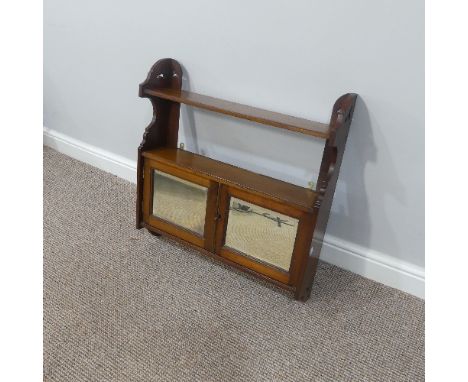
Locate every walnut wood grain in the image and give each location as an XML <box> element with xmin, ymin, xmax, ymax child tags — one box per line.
<box><xmin>137</xmin><ymin>58</ymin><xmax>358</xmax><ymax>301</ymax></box>
<box><xmin>136</xmin><ymin>58</ymin><xmax>182</xmax><ymax>229</ymax></box>
<box><xmin>142</xmin><ymin>148</ymin><xmax>318</xmax><ymax>212</ymax></box>
<box><xmin>294</xmin><ymin>93</ymin><xmax>358</xmax><ymax>301</ymax></box>
<box><xmin>142</xmin><ymin>88</ymin><xmax>330</xmax><ymax>139</ymax></box>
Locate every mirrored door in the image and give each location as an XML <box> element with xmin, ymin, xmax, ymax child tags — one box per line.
<box><xmin>225</xmin><ymin>197</ymin><xmax>298</xmax><ymax>271</ymax></box>
<box><xmin>143</xmin><ymin>159</ymin><xmax>218</xmax><ymax>250</ymax></box>
<box><xmin>215</xmin><ymin>186</ymin><xmax>306</xmax><ymax>284</ymax></box>
<box><xmin>152</xmin><ymin>170</ymin><xmax>208</xmax><ymax>235</ymax></box>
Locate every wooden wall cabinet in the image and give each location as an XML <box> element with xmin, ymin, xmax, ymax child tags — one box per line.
<box><xmin>136</xmin><ymin>58</ymin><xmax>357</xmax><ymax>301</ymax></box>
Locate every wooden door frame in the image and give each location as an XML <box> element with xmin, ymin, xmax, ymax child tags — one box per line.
<box><xmin>214</xmin><ymin>185</ymin><xmax>312</xmax><ymax>286</ymax></box>
<box><xmin>142</xmin><ymin>158</ymin><xmax>219</xmax><ymax>252</ymax></box>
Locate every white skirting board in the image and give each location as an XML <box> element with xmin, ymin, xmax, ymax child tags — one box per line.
<box><xmin>43</xmin><ymin>127</ymin><xmax>137</xmax><ymax>183</ymax></box>
<box><xmin>43</xmin><ymin>127</ymin><xmax>425</xmax><ymax>299</ymax></box>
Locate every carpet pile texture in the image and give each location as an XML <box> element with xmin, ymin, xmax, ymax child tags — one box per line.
<box><xmin>44</xmin><ymin>147</ymin><xmax>424</xmax><ymax>381</ymax></box>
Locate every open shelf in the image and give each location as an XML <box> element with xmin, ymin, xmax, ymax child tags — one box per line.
<box><xmin>142</xmin><ymin>148</ymin><xmax>318</xmax><ymax>212</ymax></box>
<box><xmin>142</xmin><ymin>88</ymin><xmax>330</xmax><ymax>139</ymax></box>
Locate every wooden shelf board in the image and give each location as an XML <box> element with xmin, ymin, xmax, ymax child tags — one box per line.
<box><xmin>142</xmin><ymin>88</ymin><xmax>330</xmax><ymax>139</ymax></box>
<box><xmin>142</xmin><ymin>148</ymin><xmax>317</xmax><ymax>212</ymax></box>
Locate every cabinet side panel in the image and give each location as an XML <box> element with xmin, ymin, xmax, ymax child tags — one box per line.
<box><xmin>295</xmin><ymin>94</ymin><xmax>357</xmax><ymax>301</ymax></box>
<box><xmin>136</xmin><ymin>58</ymin><xmax>182</xmax><ymax>228</ymax></box>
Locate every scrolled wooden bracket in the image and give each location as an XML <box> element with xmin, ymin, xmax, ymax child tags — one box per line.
<box><xmin>136</xmin><ymin>58</ymin><xmax>183</xmax><ymax>229</ymax></box>
<box><xmin>317</xmin><ymin>94</ymin><xmax>357</xmax><ymax>196</ymax></box>
<box><xmin>139</xmin><ymin>58</ymin><xmax>182</xmax><ymax>97</ymax></box>
<box><xmin>138</xmin><ymin>58</ymin><xmax>183</xmax><ymax>151</ymax></box>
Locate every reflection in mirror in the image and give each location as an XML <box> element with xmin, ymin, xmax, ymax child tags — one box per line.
<box><xmin>152</xmin><ymin>170</ymin><xmax>208</xmax><ymax>235</ymax></box>
<box><xmin>225</xmin><ymin>197</ymin><xmax>298</xmax><ymax>271</ymax></box>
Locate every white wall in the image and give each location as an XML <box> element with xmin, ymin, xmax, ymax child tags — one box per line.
<box><xmin>44</xmin><ymin>0</ymin><xmax>425</xmax><ymax>296</ymax></box>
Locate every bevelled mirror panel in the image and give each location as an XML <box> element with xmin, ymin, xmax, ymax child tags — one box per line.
<box><xmin>152</xmin><ymin>170</ymin><xmax>208</xmax><ymax>235</ymax></box>
<box><xmin>225</xmin><ymin>197</ymin><xmax>299</xmax><ymax>271</ymax></box>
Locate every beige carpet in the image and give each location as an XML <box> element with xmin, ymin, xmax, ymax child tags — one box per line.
<box><xmin>43</xmin><ymin>146</ymin><xmax>424</xmax><ymax>382</ymax></box>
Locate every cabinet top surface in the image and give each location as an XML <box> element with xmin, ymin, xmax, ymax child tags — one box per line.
<box><xmin>142</xmin><ymin>88</ymin><xmax>330</xmax><ymax>139</ymax></box>
<box><xmin>142</xmin><ymin>148</ymin><xmax>318</xmax><ymax>212</ymax></box>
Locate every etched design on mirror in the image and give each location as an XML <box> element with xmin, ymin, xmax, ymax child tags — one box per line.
<box><xmin>225</xmin><ymin>198</ymin><xmax>299</xmax><ymax>271</ymax></box>
<box><xmin>152</xmin><ymin>170</ymin><xmax>208</xmax><ymax>235</ymax></box>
